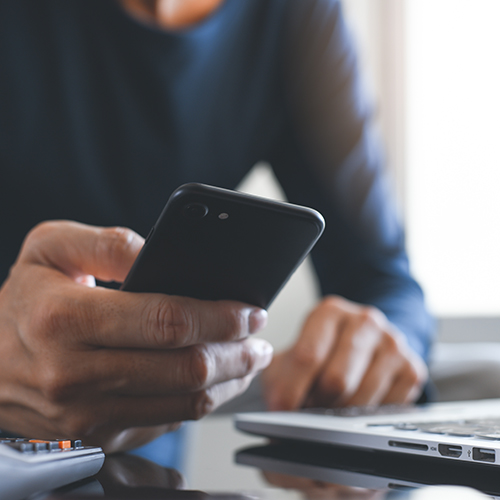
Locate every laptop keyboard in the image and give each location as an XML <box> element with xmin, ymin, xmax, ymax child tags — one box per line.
<box><xmin>302</xmin><ymin>405</ymin><xmax>421</xmax><ymax>417</ymax></box>
<box><xmin>390</xmin><ymin>419</ymin><xmax>500</xmax><ymax>440</ymax></box>
<box><xmin>302</xmin><ymin>407</ymin><xmax>500</xmax><ymax>440</ymax></box>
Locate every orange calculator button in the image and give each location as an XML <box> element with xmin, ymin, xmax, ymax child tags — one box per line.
<box><xmin>58</xmin><ymin>440</ymin><xmax>71</xmax><ymax>449</ymax></box>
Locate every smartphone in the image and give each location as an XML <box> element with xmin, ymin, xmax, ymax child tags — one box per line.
<box><xmin>121</xmin><ymin>183</ymin><xmax>325</xmax><ymax>309</ymax></box>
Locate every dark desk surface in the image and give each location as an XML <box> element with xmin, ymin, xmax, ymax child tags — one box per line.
<box><xmin>43</xmin><ymin>416</ymin><xmax>497</xmax><ymax>500</ymax></box>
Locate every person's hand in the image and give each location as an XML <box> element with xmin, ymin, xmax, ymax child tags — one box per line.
<box><xmin>0</xmin><ymin>221</ymin><xmax>272</xmax><ymax>452</ymax></box>
<box><xmin>262</xmin><ymin>296</ymin><xmax>427</xmax><ymax>410</ymax></box>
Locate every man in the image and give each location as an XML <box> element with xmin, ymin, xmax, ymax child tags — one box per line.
<box><xmin>0</xmin><ymin>0</ymin><xmax>432</xmax><ymax>455</ymax></box>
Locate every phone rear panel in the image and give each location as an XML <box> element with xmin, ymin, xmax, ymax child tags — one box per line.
<box><xmin>122</xmin><ymin>184</ymin><xmax>324</xmax><ymax>309</ymax></box>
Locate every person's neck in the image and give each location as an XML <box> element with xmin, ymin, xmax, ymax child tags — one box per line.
<box><xmin>119</xmin><ymin>0</ymin><xmax>224</xmax><ymax>29</ymax></box>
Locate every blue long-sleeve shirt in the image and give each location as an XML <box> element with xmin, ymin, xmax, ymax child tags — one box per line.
<box><xmin>0</xmin><ymin>0</ymin><xmax>434</xmax><ymax>360</ymax></box>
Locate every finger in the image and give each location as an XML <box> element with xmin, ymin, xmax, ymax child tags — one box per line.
<box><xmin>264</xmin><ymin>301</ymin><xmax>342</xmax><ymax>410</ymax></box>
<box><xmin>30</xmin><ymin>278</ymin><xmax>267</xmax><ymax>349</ymax></box>
<box><xmin>103</xmin><ymin>374</ymin><xmax>258</xmax><ymax>429</ymax></box>
<box><xmin>70</xmin><ymin>338</ymin><xmax>273</xmax><ymax>396</ymax></box>
<box><xmin>380</xmin><ymin>373</ymin><xmax>420</xmax><ymax>405</ymax></box>
<box><xmin>381</xmin><ymin>355</ymin><xmax>428</xmax><ymax>405</ymax></box>
<box><xmin>0</xmin><ymin>374</ymin><xmax>258</xmax><ymax>439</ymax></box>
<box><xmin>313</xmin><ymin>313</ymin><xmax>382</xmax><ymax>406</ymax></box>
<box><xmin>0</xmin><ymin>402</ymin><xmax>65</xmax><ymax>439</ymax></box>
<box><xmin>97</xmin><ymin>424</ymin><xmax>183</xmax><ymax>456</ymax></box>
<box><xmin>20</xmin><ymin>221</ymin><xmax>144</xmax><ymax>283</ymax></box>
<box><xmin>343</xmin><ymin>347</ymin><xmax>403</xmax><ymax>407</ymax></box>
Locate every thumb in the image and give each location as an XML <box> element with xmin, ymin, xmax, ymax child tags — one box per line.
<box><xmin>19</xmin><ymin>220</ymin><xmax>144</xmax><ymax>283</ymax></box>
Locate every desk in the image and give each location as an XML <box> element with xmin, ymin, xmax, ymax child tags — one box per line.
<box><xmin>43</xmin><ymin>416</ymin><xmax>498</xmax><ymax>500</ymax></box>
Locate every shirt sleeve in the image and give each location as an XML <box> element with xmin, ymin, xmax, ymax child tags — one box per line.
<box><xmin>267</xmin><ymin>0</ymin><xmax>434</xmax><ymax>360</ymax></box>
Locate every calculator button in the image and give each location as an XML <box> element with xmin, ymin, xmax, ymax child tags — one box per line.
<box><xmin>29</xmin><ymin>440</ymin><xmax>53</xmax><ymax>451</ymax></box>
<box><xmin>5</xmin><ymin>442</ymin><xmax>34</xmax><ymax>452</ymax></box>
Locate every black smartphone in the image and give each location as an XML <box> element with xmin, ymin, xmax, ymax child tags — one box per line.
<box><xmin>121</xmin><ymin>183</ymin><xmax>325</xmax><ymax>309</ymax></box>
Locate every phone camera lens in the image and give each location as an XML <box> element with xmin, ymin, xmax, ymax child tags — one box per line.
<box><xmin>183</xmin><ymin>203</ymin><xmax>209</xmax><ymax>219</ymax></box>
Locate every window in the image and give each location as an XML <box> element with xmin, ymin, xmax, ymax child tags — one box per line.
<box><xmin>405</xmin><ymin>0</ymin><xmax>500</xmax><ymax>316</ymax></box>
<box><xmin>343</xmin><ymin>0</ymin><xmax>500</xmax><ymax>317</ymax></box>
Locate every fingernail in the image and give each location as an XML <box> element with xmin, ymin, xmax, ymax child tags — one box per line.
<box><xmin>248</xmin><ymin>308</ymin><xmax>268</xmax><ymax>334</ymax></box>
<box><xmin>248</xmin><ymin>338</ymin><xmax>274</xmax><ymax>368</ymax></box>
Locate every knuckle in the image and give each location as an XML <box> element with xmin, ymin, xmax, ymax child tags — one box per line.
<box><xmin>322</xmin><ymin>295</ymin><xmax>346</xmax><ymax>312</ymax></box>
<box><xmin>220</xmin><ymin>307</ymin><xmax>248</xmax><ymax>341</ymax></box>
<box><xmin>32</xmin><ymin>295</ymin><xmax>74</xmax><ymax>342</ymax></box>
<box><xmin>185</xmin><ymin>344</ymin><xmax>213</xmax><ymax>390</ymax></box>
<box><xmin>146</xmin><ymin>298</ymin><xmax>193</xmax><ymax>347</ymax></box>
<box><xmin>20</xmin><ymin>221</ymin><xmax>62</xmax><ymax>260</ymax></box>
<box><xmin>291</xmin><ymin>345</ymin><xmax>321</xmax><ymax>368</ymax></box>
<box><xmin>381</xmin><ymin>332</ymin><xmax>400</xmax><ymax>355</ymax></box>
<box><xmin>411</xmin><ymin>356</ymin><xmax>428</xmax><ymax>384</ymax></box>
<box><xmin>39</xmin><ymin>365</ymin><xmax>75</xmax><ymax>403</ymax></box>
<box><xmin>360</xmin><ymin>306</ymin><xmax>385</xmax><ymax>327</ymax></box>
<box><xmin>190</xmin><ymin>390</ymin><xmax>216</xmax><ymax>420</ymax></box>
<box><xmin>400</xmin><ymin>352</ymin><xmax>427</xmax><ymax>388</ymax></box>
<box><xmin>37</xmin><ymin>401</ymin><xmax>98</xmax><ymax>439</ymax></box>
<box><xmin>405</xmin><ymin>366</ymin><xmax>421</xmax><ymax>387</ymax></box>
<box><xmin>99</xmin><ymin>227</ymin><xmax>137</xmax><ymax>264</ymax></box>
<box><xmin>24</xmin><ymin>221</ymin><xmax>59</xmax><ymax>244</ymax></box>
<box><xmin>399</xmin><ymin>362</ymin><xmax>421</xmax><ymax>390</ymax></box>
<box><xmin>240</xmin><ymin>343</ymin><xmax>257</xmax><ymax>374</ymax></box>
<box><xmin>322</xmin><ymin>372</ymin><xmax>348</xmax><ymax>395</ymax></box>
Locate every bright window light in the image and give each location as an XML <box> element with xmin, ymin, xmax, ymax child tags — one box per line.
<box><xmin>405</xmin><ymin>0</ymin><xmax>500</xmax><ymax>316</ymax></box>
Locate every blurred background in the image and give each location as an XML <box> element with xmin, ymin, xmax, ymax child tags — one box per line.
<box><xmin>184</xmin><ymin>0</ymin><xmax>500</xmax><ymax>488</ymax></box>
<box><xmin>239</xmin><ymin>0</ymin><xmax>500</xmax><ymax>345</ymax></box>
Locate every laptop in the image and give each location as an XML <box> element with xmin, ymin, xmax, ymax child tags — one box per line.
<box><xmin>235</xmin><ymin>398</ymin><xmax>500</xmax><ymax>466</ymax></box>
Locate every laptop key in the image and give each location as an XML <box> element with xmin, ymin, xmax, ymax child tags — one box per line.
<box><xmin>394</xmin><ymin>423</ymin><xmax>419</xmax><ymax>431</ymax></box>
<box><xmin>474</xmin><ymin>431</ymin><xmax>500</xmax><ymax>440</ymax></box>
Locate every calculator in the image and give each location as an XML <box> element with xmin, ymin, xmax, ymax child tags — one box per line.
<box><xmin>0</xmin><ymin>437</ymin><xmax>105</xmax><ymax>500</ymax></box>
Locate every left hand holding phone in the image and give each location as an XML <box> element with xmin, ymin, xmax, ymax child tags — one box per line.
<box><xmin>0</xmin><ymin>221</ymin><xmax>272</xmax><ymax>453</ymax></box>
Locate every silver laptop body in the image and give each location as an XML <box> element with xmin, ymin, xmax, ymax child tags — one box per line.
<box><xmin>235</xmin><ymin>398</ymin><xmax>500</xmax><ymax>465</ymax></box>
<box><xmin>236</xmin><ymin>443</ymin><xmax>500</xmax><ymax>499</ymax></box>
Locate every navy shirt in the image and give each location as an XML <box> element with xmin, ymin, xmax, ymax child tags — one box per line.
<box><xmin>0</xmin><ymin>0</ymin><xmax>433</xmax><ymax>360</ymax></box>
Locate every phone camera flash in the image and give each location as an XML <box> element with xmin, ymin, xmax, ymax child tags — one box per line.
<box><xmin>218</xmin><ymin>213</ymin><xmax>229</xmax><ymax>220</ymax></box>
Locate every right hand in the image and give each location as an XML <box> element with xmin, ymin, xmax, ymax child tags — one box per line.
<box><xmin>0</xmin><ymin>221</ymin><xmax>272</xmax><ymax>452</ymax></box>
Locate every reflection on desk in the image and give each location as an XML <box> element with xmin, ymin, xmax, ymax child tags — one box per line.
<box><xmin>236</xmin><ymin>441</ymin><xmax>499</xmax><ymax>499</ymax></box>
<box><xmin>42</xmin><ymin>440</ymin><xmax>495</xmax><ymax>500</ymax></box>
